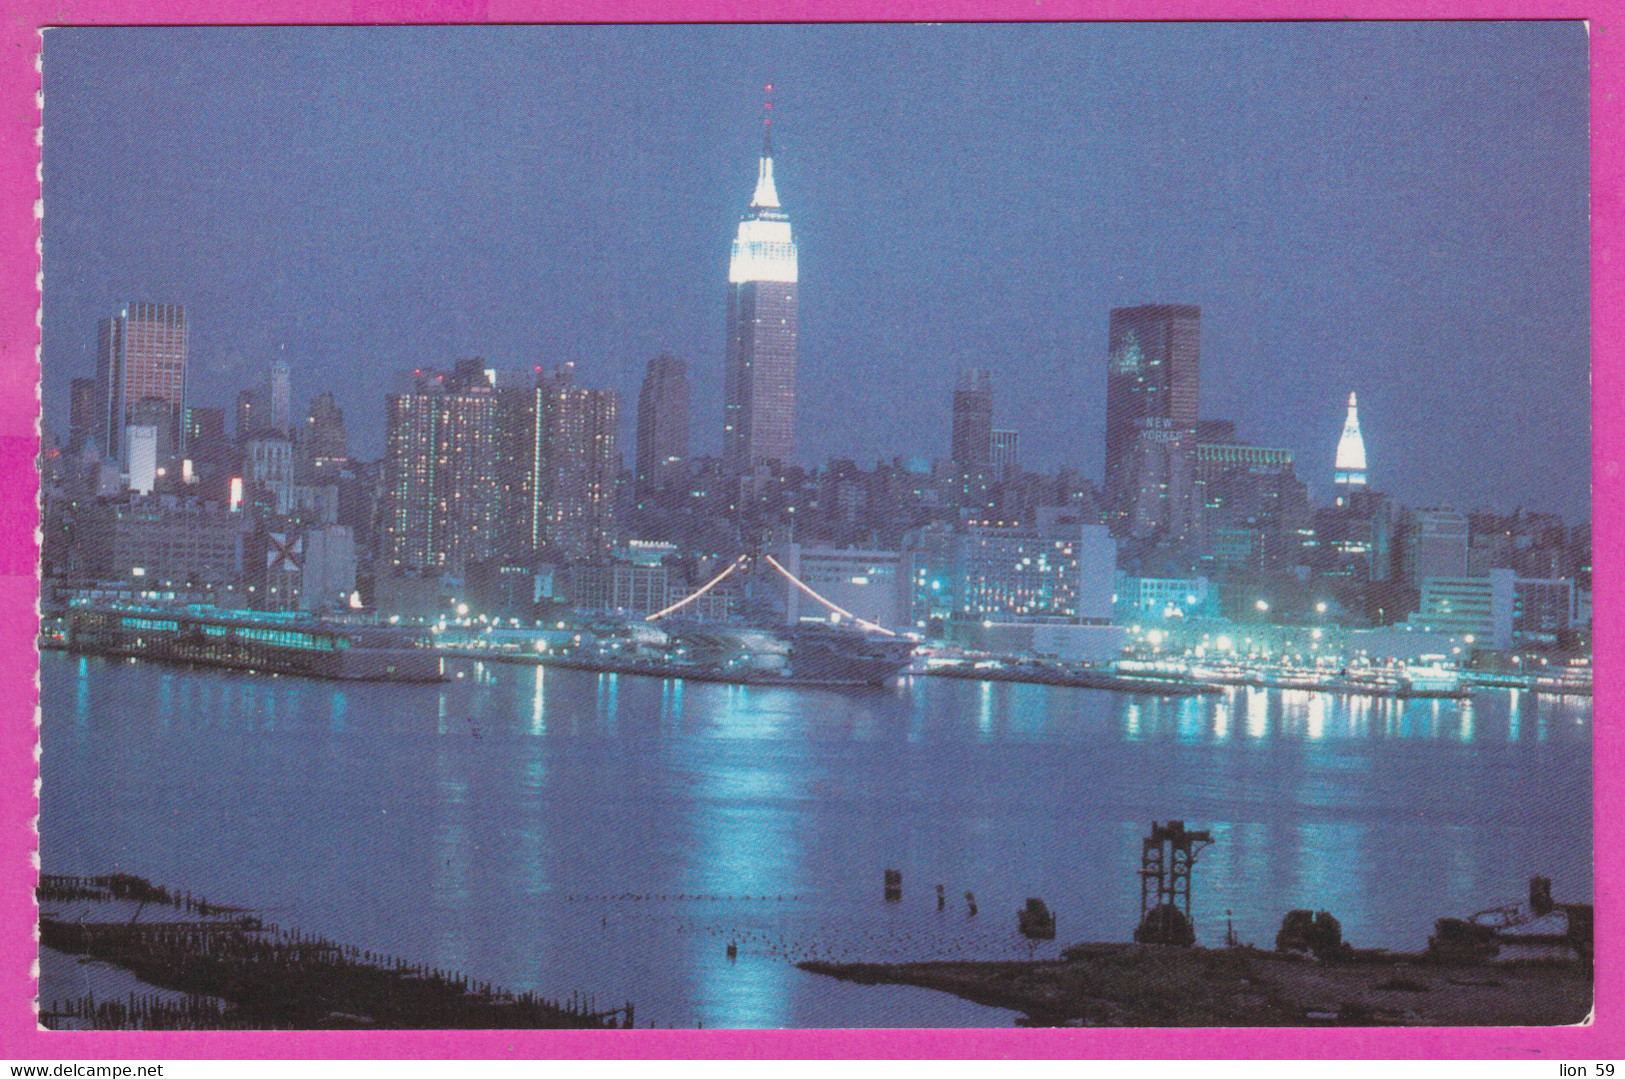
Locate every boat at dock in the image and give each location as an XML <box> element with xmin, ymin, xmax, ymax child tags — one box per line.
<box><xmin>64</xmin><ymin>604</ymin><xmax>444</xmax><ymax>682</ymax></box>
<box><xmin>444</xmin><ymin>618</ymin><xmax>916</xmax><ymax>688</ymax></box>
<box><xmin>914</xmin><ymin>657</ymin><xmax>1224</xmax><ymax>697</ymax></box>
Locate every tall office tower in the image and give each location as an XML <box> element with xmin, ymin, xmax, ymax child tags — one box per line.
<box><xmin>266</xmin><ymin>358</ymin><xmax>292</xmax><ymax>433</ymax></box>
<box><xmin>722</xmin><ymin>116</ymin><xmax>798</xmax><ymax>482</ymax></box>
<box><xmin>1103</xmin><ymin>304</ymin><xmax>1200</xmax><ymax>535</ymax></box>
<box><xmin>533</xmin><ymin>365</ymin><xmax>619</xmax><ymax>563</ymax></box>
<box><xmin>951</xmin><ymin>370</ymin><xmax>994</xmax><ymax>469</ymax></box>
<box><xmin>95</xmin><ymin>303</ymin><xmax>188</xmax><ymax>464</ymax></box>
<box><xmin>301</xmin><ymin>392</ymin><xmax>349</xmax><ymax>479</ymax></box>
<box><xmin>1333</xmin><ymin>391</ymin><xmax>1368</xmax><ymax>502</ymax></box>
<box><xmin>992</xmin><ymin>430</ymin><xmax>1020</xmax><ymax>480</ymax></box>
<box><xmin>68</xmin><ymin>377</ymin><xmax>97</xmax><ymax>455</ymax></box>
<box><xmin>635</xmin><ymin>354</ymin><xmax>691</xmax><ymax>506</ymax></box>
<box><xmin>381</xmin><ymin>368</ymin><xmax>500</xmax><ymax>575</ymax></box>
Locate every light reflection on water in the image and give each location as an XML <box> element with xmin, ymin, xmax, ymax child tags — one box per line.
<box><xmin>39</xmin><ymin>653</ymin><xmax>1591</xmax><ymax>1029</ymax></box>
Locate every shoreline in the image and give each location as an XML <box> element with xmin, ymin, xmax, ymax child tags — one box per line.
<box><xmin>800</xmin><ymin>942</ymin><xmax>1593</xmax><ymax>1027</ymax></box>
<box><xmin>38</xmin><ymin>874</ymin><xmax>631</xmax><ymax>1031</ymax></box>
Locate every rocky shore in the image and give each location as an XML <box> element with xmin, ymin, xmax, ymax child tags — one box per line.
<box><xmin>801</xmin><ymin>942</ymin><xmax>1592</xmax><ymax>1027</ymax></box>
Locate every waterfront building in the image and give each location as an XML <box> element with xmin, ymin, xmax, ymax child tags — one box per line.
<box><xmin>723</xmin><ymin>119</ymin><xmax>798</xmax><ymax>483</ymax></box>
<box><xmin>1104</xmin><ymin>304</ymin><xmax>1200</xmax><ymax>535</ymax></box>
<box><xmin>1115</xmin><ymin>574</ymin><xmax>1216</xmax><ymax>621</ymax></box>
<box><xmin>96</xmin><ymin>303</ymin><xmax>188</xmax><ymax>465</ymax></box>
<box><xmin>774</xmin><ymin>543</ymin><xmax>904</xmax><ymax>629</ymax></box>
<box><xmin>74</xmin><ymin>493</ymin><xmax>242</xmax><ymax>589</ymax></box>
<box><xmin>381</xmin><ymin>366</ymin><xmax>501</xmax><ymax>575</ymax></box>
<box><xmin>1514</xmin><ymin>576</ymin><xmax>1577</xmax><ymax>645</ymax></box>
<box><xmin>568</xmin><ymin>560</ymin><xmax>670</xmax><ymax>617</ymax></box>
<box><xmin>242</xmin><ymin>524</ymin><xmax>356</xmax><ymax>612</ymax></box>
<box><xmin>532</xmin><ymin>366</ymin><xmax>620</xmax><ymax>564</ymax></box>
<box><xmin>1406</xmin><ymin>569</ymin><xmax>1574</xmax><ymax>650</ymax></box>
<box><xmin>1409</xmin><ymin>570</ymin><xmax>1515</xmax><ymax>649</ymax></box>
<box><xmin>635</xmin><ymin>354</ymin><xmax>690</xmax><ymax>507</ymax></box>
<box><xmin>1333</xmin><ymin>391</ymin><xmax>1368</xmax><ymax>500</ymax></box>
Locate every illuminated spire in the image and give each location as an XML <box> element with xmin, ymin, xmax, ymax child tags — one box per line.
<box><xmin>1334</xmin><ymin>391</ymin><xmax>1368</xmax><ymax>488</ymax></box>
<box><xmin>751</xmin><ymin>83</ymin><xmax>780</xmax><ymax>209</ymax></box>
<box><xmin>730</xmin><ymin>84</ymin><xmax>796</xmax><ymax>284</ymax></box>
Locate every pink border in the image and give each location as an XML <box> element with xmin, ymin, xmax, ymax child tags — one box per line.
<box><xmin>3</xmin><ymin>2</ymin><xmax>1618</xmax><ymax>1060</ymax></box>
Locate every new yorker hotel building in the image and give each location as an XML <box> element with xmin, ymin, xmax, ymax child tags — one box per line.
<box><xmin>722</xmin><ymin>127</ymin><xmax>798</xmax><ymax>488</ymax></box>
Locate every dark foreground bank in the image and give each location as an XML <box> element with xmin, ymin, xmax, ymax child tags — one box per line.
<box><xmin>801</xmin><ymin>943</ymin><xmax>1592</xmax><ymax>1026</ymax></box>
<box><xmin>38</xmin><ymin>875</ymin><xmax>631</xmax><ymax>1030</ymax></box>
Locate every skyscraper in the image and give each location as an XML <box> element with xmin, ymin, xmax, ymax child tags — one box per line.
<box><xmin>533</xmin><ymin>365</ymin><xmax>619</xmax><ymax>564</ymax></box>
<box><xmin>951</xmin><ymin>370</ymin><xmax>994</xmax><ymax>470</ymax></box>
<box><xmin>635</xmin><ymin>354</ymin><xmax>690</xmax><ymax>506</ymax></box>
<box><xmin>722</xmin><ymin>117</ymin><xmax>798</xmax><ymax>483</ymax></box>
<box><xmin>381</xmin><ymin>366</ymin><xmax>500</xmax><ymax>575</ymax></box>
<box><xmin>266</xmin><ymin>357</ymin><xmax>292</xmax><ymax>434</ymax></box>
<box><xmin>1333</xmin><ymin>391</ymin><xmax>1368</xmax><ymax>499</ymax></box>
<box><xmin>301</xmin><ymin>392</ymin><xmax>349</xmax><ymax>480</ymax></box>
<box><xmin>1104</xmin><ymin>304</ymin><xmax>1201</xmax><ymax>535</ymax></box>
<box><xmin>95</xmin><ymin>303</ymin><xmax>188</xmax><ymax>465</ymax></box>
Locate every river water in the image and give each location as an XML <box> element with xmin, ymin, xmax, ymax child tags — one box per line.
<box><xmin>38</xmin><ymin>651</ymin><xmax>1592</xmax><ymax>1028</ymax></box>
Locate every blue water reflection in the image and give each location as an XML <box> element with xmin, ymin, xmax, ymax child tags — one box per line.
<box><xmin>39</xmin><ymin>653</ymin><xmax>1591</xmax><ymax>1029</ymax></box>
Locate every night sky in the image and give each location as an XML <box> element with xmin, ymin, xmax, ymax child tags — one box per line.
<box><xmin>41</xmin><ymin>23</ymin><xmax>1590</xmax><ymax>520</ymax></box>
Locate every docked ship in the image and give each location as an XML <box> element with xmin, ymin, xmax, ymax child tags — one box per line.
<box><xmin>474</xmin><ymin>619</ymin><xmax>915</xmax><ymax>688</ymax></box>
<box><xmin>439</xmin><ymin>546</ymin><xmax>918</xmax><ymax>687</ymax></box>
<box><xmin>655</xmin><ymin>619</ymin><xmax>916</xmax><ymax>686</ymax></box>
<box><xmin>65</xmin><ymin>604</ymin><xmax>444</xmax><ymax>682</ymax></box>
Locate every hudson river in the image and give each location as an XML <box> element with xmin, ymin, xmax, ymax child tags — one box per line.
<box><xmin>39</xmin><ymin>651</ymin><xmax>1592</xmax><ymax>1028</ymax></box>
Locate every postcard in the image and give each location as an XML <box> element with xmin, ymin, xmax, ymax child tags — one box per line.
<box><xmin>11</xmin><ymin>15</ymin><xmax>1616</xmax><ymax>1063</ymax></box>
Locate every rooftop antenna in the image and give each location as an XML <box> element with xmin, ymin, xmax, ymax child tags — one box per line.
<box><xmin>763</xmin><ymin>82</ymin><xmax>773</xmax><ymax>156</ymax></box>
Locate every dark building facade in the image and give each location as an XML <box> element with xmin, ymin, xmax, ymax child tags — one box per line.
<box><xmin>722</xmin><ymin>128</ymin><xmax>798</xmax><ymax>483</ymax></box>
<box><xmin>635</xmin><ymin>354</ymin><xmax>690</xmax><ymax>506</ymax></box>
<box><xmin>68</xmin><ymin>377</ymin><xmax>97</xmax><ymax>455</ymax></box>
<box><xmin>951</xmin><ymin>369</ymin><xmax>994</xmax><ymax>470</ymax></box>
<box><xmin>1104</xmin><ymin>304</ymin><xmax>1201</xmax><ymax>535</ymax></box>
<box><xmin>300</xmin><ymin>392</ymin><xmax>350</xmax><ymax>481</ymax></box>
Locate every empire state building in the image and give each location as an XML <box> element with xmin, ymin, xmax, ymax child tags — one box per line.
<box><xmin>722</xmin><ymin>121</ymin><xmax>798</xmax><ymax>482</ymax></box>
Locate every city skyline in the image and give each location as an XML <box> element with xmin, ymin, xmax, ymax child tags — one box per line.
<box><xmin>41</xmin><ymin>24</ymin><xmax>1590</xmax><ymax>520</ymax></box>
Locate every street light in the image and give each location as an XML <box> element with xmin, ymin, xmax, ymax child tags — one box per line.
<box><xmin>1256</xmin><ymin>600</ymin><xmax>1269</xmax><ymax>612</ymax></box>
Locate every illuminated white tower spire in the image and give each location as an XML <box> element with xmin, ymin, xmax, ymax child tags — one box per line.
<box><xmin>723</xmin><ymin>85</ymin><xmax>799</xmax><ymax>482</ymax></box>
<box><xmin>727</xmin><ymin>94</ymin><xmax>797</xmax><ymax>285</ymax></box>
<box><xmin>1334</xmin><ymin>391</ymin><xmax>1368</xmax><ymax>493</ymax></box>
